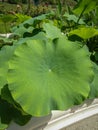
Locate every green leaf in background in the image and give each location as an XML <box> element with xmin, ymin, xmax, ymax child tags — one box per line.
<box><xmin>11</xmin><ymin>14</ymin><xmax>48</xmax><ymax>38</ymax></box>
<box><xmin>1</xmin><ymin>85</ymin><xmax>31</xmax><ymax>126</ymax></box>
<box><xmin>11</xmin><ymin>25</ymin><xmax>34</xmax><ymax>37</ymax></box>
<box><xmin>0</xmin><ymin>14</ymin><xmax>15</xmax><ymax>33</ymax></box>
<box><xmin>63</xmin><ymin>13</ymin><xmax>85</xmax><ymax>24</ymax></box>
<box><xmin>0</xmin><ymin>37</ymin><xmax>14</xmax><ymax>48</ymax></box>
<box><xmin>0</xmin><ymin>14</ymin><xmax>15</xmax><ymax>24</ymax></box>
<box><xmin>73</xmin><ymin>0</ymin><xmax>98</xmax><ymax>15</ymax></box>
<box><xmin>89</xmin><ymin>62</ymin><xmax>98</xmax><ymax>98</ymax></box>
<box><xmin>69</xmin><ymin>27</ymin><xmax>98</xmax><ymax>40</ymax></box>
<box><xmin>0</xmin><ymin>91</ymin><xmax>31</xmax><ymax>127</ymax></box>
<box><xmin>0</xmin><ymin>96</ymin><xmax>12</xmax><ymax>125</ymax></box>
<box><xmin>16</xmin><ymin>32</ymin><xmax>47</xmax><ymax>45</ymax></box>
<box><xmin>15</xmin><ymin>13</ymin><xmax>31</xmax><ymax>25</ymax></box>
<box><xmin>21</xmin><ymin>14</ymin><xmax>47</xmax><ymax>26</ymax></box>
<box><xmin>42</xmin><ymin>22</ymin><xmax>63</xmax><ymax>39</ymax></box>
<box><xmin>7</xmin><ymin>37</ymin><xmax>93</xmax><ymax>116</ymax></box>
<box><xmin>0</xmin><ymin>45</ymin><xmax>17</xmax><ymax>94</ymax></box>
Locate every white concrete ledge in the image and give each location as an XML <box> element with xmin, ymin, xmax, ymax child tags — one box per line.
<box><xmin>7</xmin><ymin>98</ymin><xmax>98</xmax><ymax>130</ymax></box>
<box><xmin>0</xmin><ymin>33</ymin><xmax>12</xmax><ymax>38</ymax></box>
<box><xmin>45</xmin><ymin>99</ymin><xmax>98</xmax><ymax>130</ymax></box>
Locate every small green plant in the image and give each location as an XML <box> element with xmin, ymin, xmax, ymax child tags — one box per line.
<box><xmin>0</xmin><ymin>13</ymin><xmax>31</xmax><ymax>34</ymax></box>
<box><xmin>0</xmin><ymin>14</ymin><xmax>15</xmax><ymax>34</ymax></box>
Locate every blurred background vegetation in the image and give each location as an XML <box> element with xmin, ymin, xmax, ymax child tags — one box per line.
<box><xmin>0</xmin><ymin>0</ymin><xmax>76</xmax><ymax>33</ymax></box>
<box><xmin>0</xmin><ymin>0</ymin><xmax>76</xmax><ymax>15</ymax></box>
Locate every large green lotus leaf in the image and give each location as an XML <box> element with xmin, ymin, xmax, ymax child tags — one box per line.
<box><xmin>7</xmin><ymin>37</ymin><xmax>93</xmax><ymax>116</ymax></box>
<box><xmin>69</xmin><ymin>27</ymin><xmax>98</xmax><ymax>40</ymax></box>
<box><xmin>89</xmin><ymin>62</ymin><xmax>98</xmax><ymax>98</ymax></box>
<box><xmin>0</xmin><ymin>45</ymin><xmax>17</xmax><ymax>94</ymax></box>
<box><xmin>73</xmin><ymin>0</ymin><xmax>98</xmax><ymax>15</ymax></box>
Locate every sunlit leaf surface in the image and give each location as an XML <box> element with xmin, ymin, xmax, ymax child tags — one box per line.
<box><xmin>8</xmin><ymin>37</ymin><xmax>93</xmax><ymax>116</ymax></box>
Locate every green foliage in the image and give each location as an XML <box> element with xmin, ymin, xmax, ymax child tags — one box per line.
<box><xmin>69</xmin><ymin>27</ymin><xmax>98</xmax><ymax>40</ymax></box>
<box><xmin>15</xmin><ymin>14</ymin><xmax>31</xmax><ymax>25</ymax></box>
<box><xmin>0</xmin><ymin>14</ymin><xmax>31</xmax><ymax>34</ymax></box>
<box><xmin>57</xmin><ymin>0</ymin><xmax>62</xmax><ymax>16</ymax></box>
<box><xmin>89</xmin><ymin>63</ymin><xmax>98</xmax><ymax>98</ymax></box>
<box><xmin>0</xmin><ymin>120</ymin><xmax>8</xmax><ymax>130</ymax></box>
<box><xmin>73</xmin><ymin>0</ymin><xmax>98</xmax><ymax>15</ymax></box>
<box><xmin>0</xmin><ymin>14</ymin><xmax>15</xmax><ymax>23</ymax></box>
<box><xmin>63</xmin><ymin>12</ymin><xmax>85</xmax><ymax>24</ymax></box>
<box><xmin>0</xmin><ymin>0</ymin><xmax>98</xmax><ymax>129</ymax></box>
<box><xmin>11</xmin><ymin>14</ymin><xmax>52</xmax><ymax>37</ymax></box>
<box><xmin>0</xmin><ymin>14</ymin><xmax>15</xmax><ymax>33</ymax></box>
<box><xmin>7</xmin><ymin>36</ymin><xmax>93</xmax><ymax>116</ymax></box>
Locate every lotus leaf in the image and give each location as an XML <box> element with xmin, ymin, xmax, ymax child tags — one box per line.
<box><xmin>89</xmin><ymin>63</ymin><xmax>98</xmax><ymax>98</ymax></box>
<box><xmin>0</xmin><ymin>14</ymin><xmax>15</xmax><ymax>23</ymax></box>
<box><xmin>63</xmin><ymin>13</ymin><xmax>85</xmax><ymax>24</ymax></box>
<box><xmin>0</xmin><ymin>45</ymin><xmax>17</xmax><ymax>93</ymax></box>
<box><xmin>43</xmin><ymin>23</ymin><xmax>63</xmax><ymax>39</ymax></box>
<box><xmin>12</xmin><ymin>25</ymin><xmax>34</xmax><ymax>37</ymax></box>
<box><xmin>7</xmin><ymin>37</ymin><xmax>93</xmax><ymax>116</ymax></box>
<box><xmin>11</xmin><ymin>14</ymin><xmax>48</xmax><ymax>37</ymax></box>
<box><xmin>69</xmin><ymin>27</ymin><xmax>98</xmax><ymax>40</ymax></box>
<box><xmin>73</xmin><ymin>0</ymin><xmax>98</xmax><ymax>15</ymax></box>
